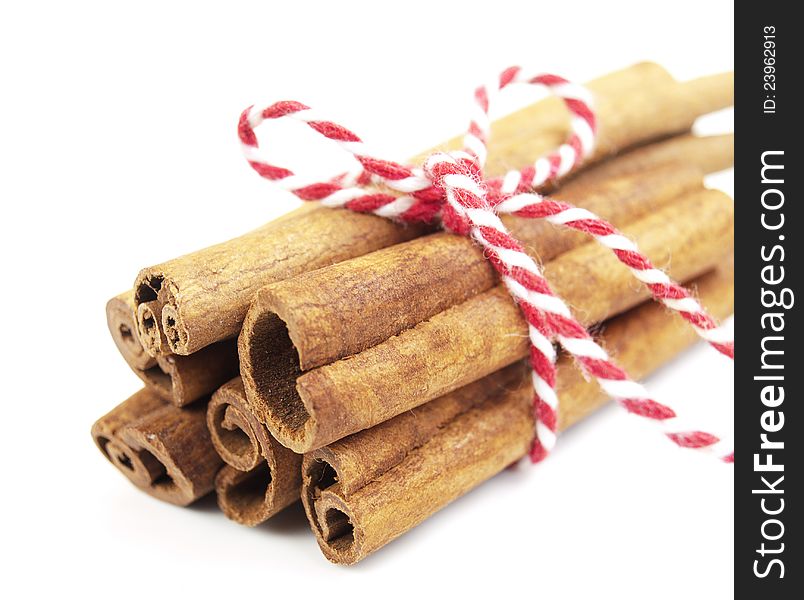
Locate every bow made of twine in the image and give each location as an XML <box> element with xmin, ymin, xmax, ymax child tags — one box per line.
<box><xmin>237</xmin><ymin>66</ymin><xmax>735</xmax><ymax>463</ymax></box>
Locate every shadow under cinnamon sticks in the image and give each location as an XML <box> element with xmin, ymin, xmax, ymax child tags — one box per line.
<box><xmin>301</xmin><ymin>263</ymin><xmax>735</xmax><ymax>564</ymax></box>
<box><xmin>240</xmin><ymin>156</ymin><xmax>734</xmax><ymax>453</ymax></box>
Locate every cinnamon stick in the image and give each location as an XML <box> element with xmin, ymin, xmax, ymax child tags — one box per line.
<box><xmin>136</xmin><ymin>63</ymin><xmax>732</xmax><ymax>357</ymax></box>
<box><xmin>302</xmin><ymin>264</ymin><xmax>735</xmax><ymax>564</ymax></box>
<box><xmin>241</xmin><ymin>186</ymin><xmax>733</xmax><ymax>452</ymax></box>
<box><xmin>107</xmin><ymin>291</ymin><xmax>239</xmax><ymax>406</ymax></box>
<box><xmin>207</xmin><ymin>378</ymin><xmax>302</xmax><ymax>526</ymax></box>
<box><xmin>91</xmin><ymin>390</ymin><xmax>222</xmax><ymax>506</ymax></box>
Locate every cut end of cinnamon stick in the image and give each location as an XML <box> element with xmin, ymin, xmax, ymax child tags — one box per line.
<box><xmin>134</xmin><ymin>267</ymin><xmax>193</xmax><ymax>355</ymax></box>
<box><xmin>118</xmin><ymin>426</ymin><xmax>201</xmax><ymax>506</ymax></box>
<box><xmin>303</xmin><ymin>456</ymin><xmax>361</xmax><ymax>564</ymax></box>
<box><xmin>207</xmin><ymin>378</ymin><xmax>266</xmax><ymax>471</ymax></box>
<box><xmin>93</xmin><ymin>429</ymin><xmax>169</xmax><ymax>490</ymax></box>
<box><xmin>92</xmin><ymin>390</ymin><xmax>164</xmax><ymax>483</ymax></box>
<box><xmin>208</xmin><ymin>377</ymin><xmax>304</xmax><ymax>525</ymax></box>
<box><xmin>134</xmin><ymin>270</ymin><xmax>164</xmax><ymax>306</ymax></box>
<box><xmin>136</xmin><ymin>301</ymin><xmax>168</xmax><ymax>358</ymax></box>
<box><xmin>161</xmin><ymin>302</ymin><xmax>188</xmax><ymax>355</ymax></box>
<box><xmin>238</xmin><ymin>311</ymin><xmax>313</xmax><ymax>452</ymax></box>
<box><xmin>215</xmin><ymin>463</ymin><xmax>279</xmax><ymax>527</ymax></box>
<box><xmin>109</xmin><ymin>293</ymin><xmax>239</xmax><ymax>407</ymax></box>
<box><xmin>91</xmin><ymin>389</ymin><xmax>221</xmax><ymax>506</ymax></box>
<box><xmin>106</xmin><ymin>292</ymin><xmax>157</xmax><ymax>372</ymax></box>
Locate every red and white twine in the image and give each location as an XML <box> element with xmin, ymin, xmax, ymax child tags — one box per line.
<box><xmin>238</xmin><ymin>66</ymin><xmax>734</xmax><ymax>463</ymax></box>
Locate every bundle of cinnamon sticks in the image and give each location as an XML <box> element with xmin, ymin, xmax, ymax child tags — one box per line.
<box><xmin>92</xmin><ymin>62</ymin><xmax>735</xmax><ymax>564</ymax></box>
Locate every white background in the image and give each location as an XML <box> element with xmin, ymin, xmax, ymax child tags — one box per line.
<box><xmin>1</xmin><ymin>1</ymin><xmax>734</xmax><ymax>598</ymax></box>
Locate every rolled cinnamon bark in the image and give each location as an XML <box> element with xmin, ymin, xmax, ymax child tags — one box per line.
<box><xmin>106</xmin><ymin>292</ymin><xmax>157</xmax><ymax>372</ymax></box>
<box><xmin>91</xmin><ymin>391</ymin><xmax>222</xmax><ymax>506</ymax></box>
<box><xmin>302</xmin><ymin>264</ymin><xmax>735</xmax><ymax>564</ymax></box>
<box><xmin>136</xmin><ymin>301</ymin><xmax>170</xmax><ymax>357</ymax></box>
<box><xmin>207</xmin><ymin>378</ymin><xmax>302</xmax><ymax>526</ymax></box>
<box><xmin>137</xmin><ymin>63</ymin><xmax>732</xmax><ymax>357</ymax></box>
<box><xmin>107</xmin><ymin>292</ymin><xmax>239</xmax><ymax>407</ymax></box>
<box><xmin>242</xmin><ymin>186</ymin><xmax>733</xmax><ymax>452</ymax></box>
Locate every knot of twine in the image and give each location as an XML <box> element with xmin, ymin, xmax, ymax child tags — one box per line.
<box><xmin>238</xmin><ymin>67</ymin><xmax>735</xmax><ymax>463</ymax></box>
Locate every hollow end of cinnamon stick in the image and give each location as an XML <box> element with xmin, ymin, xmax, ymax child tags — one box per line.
<box><xmin>106</xmin><ymin>292</ymin><xmax>157</xmax><ymax>372</ymax></box>
<box><xmin>119</xmin><ymin>422</ymin><xmax>209</xmax><ymax>506</ymax></box>
<box><xmin>92</xmin><ymin>390</ymin><xmax>221</xmax><ymax>506</ymax></box>
<box><xmin>238</xmin><ymin>310</ymin><xmax>312</xmax><ymax>451</ymax></box>
<box><xmin>215</xmin><ymin>462</ymin><xmax>294</xmax><ymax>527</ymax></box>
<box><xmin>215</xmin><ymin>463</ymin><xmax>275</xmax><ymax>525</ymax></box>
<box><xmin>161</xmin><ymin>302</ymin><xmax>187</xmax><ymax>355</ymax></box>
<box><xmin>305</xmin><ymin>471</ymin><xmax>359</xmax><ymax>562</ymax></box>
<box><xmin>92</xmin><ymin>407</ymin><xmax>177</xmax><ymax>500</ymax></box>
<box><xmin>93</xmin><ymin>430</ymin><xmax>169</xmax><ymax>490</ymax></box>
<box><xmin>207</xmin><ymin>378</ymin><xmax>303</xmax><ymax>525</ymax></box>
<box><xmin>136</xmin><ymin>300</ymin><xmax>168</xmax><ymax>358</ymax></box>
<box><xmin>207</xmin><ymin>378</ymin><xmax>267</xmax><ymax>471</ymax></box>
<box><xmin>108</xmin><ymin>293</ymin><xmax>238</xmax><ymax>406</ymax></box>
<box><xmin>134</xmin><ymin>268</ymin><xmax>191</xmax><ymax>355</ymax></box>
<box><xmin>134</xmin><ymin>270</ymin><xmax>164</xmax><ymax>306</ymax></box>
